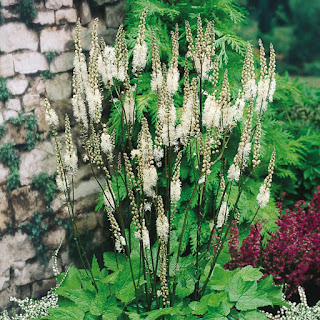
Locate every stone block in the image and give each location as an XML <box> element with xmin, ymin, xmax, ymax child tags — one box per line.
<box><xmin>11</xmin><ymin>186</ymin><xmax>45</xmax><ymax>226</ymax></box>
<box><xmin>14</xmin><ymin>260</ymin><xmax>55</xmax><ymax>286</ymax></box>
<box><xmin>22</xmin><ymin>93</ymin><xmax>40</xmax><ymax>111</ymax></box>
<box><xmin>0</xmin><ymin>0</ymin><xmax>18</xmax><ymax>7</ymax></box>
<box><xmin>1</xmin><ymin>8</ymin><xmax>19</xmax><ymax>19</ymax></box>
<box><xmin>74</xmin><ymin>177</ymin><xmax>102</xmax><ymax>201</ymax></box>
<box><xmin>0</xmin><ymin>163</ymin><xmax>9</xmax><ymax>185</ymax></box>
<box><xmin>2</xmin><ymin>122</ymin><xmax>27</xmax><ymax>145</ymax></box>
<box><xmin>45</xmin><ymin>0</ymin><xmax>73</xmax><ymax>10</ymax></box>
<box><xmin>45</xmin><ymin>73</ymin><xmax>72</xmax><ymax>101</ymax></box>
<box><xmin>33</xmin><ymin>10</ymin><xmax>55</xmax><ymax>25</ymax></box>
<box><xmin>7</xmin><ymin>77</ymin><xmax>29</xmax><ymax>95</ymax></box>
<box><xmin>0</xmin><ymin>23</ymin><xmax>38</xmax><ymax>53</ymax></box>
<box><xmin>40</xmin><ymin>26</ymin><xmax>73</xmax><ymax>52</ymax></box>
<box><xmin>0</xmin><ymin>54</ymin><xmax>14</xmax><ymax>78</ymax></box>
<box><xmin>0</xmin><ymin>187</ymin><xmax>10</xmax><ymax>233</ymax></box>
<box><xmin>80</xmin><ymin>0</ymin><xmax>91</xmax><ymax>25</ymax></box>
<box><xmin>0</xmin><ymin>231</ymin><xmax>36</xmax><ymax>291</ymax></box>
<box><xmin>43</xmin><ymin>227</ymin><xmax>66</xmax><ymax>249</ymax></box>
<box><xmin>50</xmin><ymin>51</ymin><xmax>74</xmax><ymax>73</ymax></box>
<box><xmin>14</xmin><ymin>52</ymin><xmax>48</xmax><ymax>74</ymax></box>
<box><xmin>19</xmin><ymin>141</ymin><xmax>56</xmax><ymax>186</ymax></box>
<box><xmin>32</xmin><ymin>278</ymin><xmax>57</xmax><ymax>299</ymax></box>
<box><xmin>28</xmin><ymin>76</ymin><xmax>46</xmax><ymax>95</ymax></box>
<box><xmin>105</xmin><ymin>1</ymin><xmax>125</xmax><ymax>29</ymax></box>
<box><xmin>34</xmin><ymin>105</ymin><xmax>48</xmax><ymax>132</ymax></box>
<box><xmin>56</xmin><ymin>8</ymin><xmax>77</xmax><ymax>24</ymax></box>
<box><xmin>5</xmin><ymin>98</ymin><xmax>21</xmax><ymax>111</ymax></box>
<box><xmin>76</xmin><ymin>212</ymin><xmax>98</xmax><ymax>233</ymax></box>
<box><xmin>3</xmin><ymin>109</ymin><xmax>18</xmax><ymax>120</ymax></box>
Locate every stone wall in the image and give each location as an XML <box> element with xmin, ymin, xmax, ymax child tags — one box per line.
<box><xmin>0</xmin><ymin>0</ymin><xmax>125</xmax><ymax>310</ymax></box>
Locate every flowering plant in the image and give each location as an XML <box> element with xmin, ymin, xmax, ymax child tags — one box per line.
<box><xmin>225</xmin><ymin>188</ymin><xmax>320</xmax><ymax>297</ymax></box>
<box><xmin>43</xmin><ymin>9</ymin><xmax>284</xmax><ymax>319</ymax></box>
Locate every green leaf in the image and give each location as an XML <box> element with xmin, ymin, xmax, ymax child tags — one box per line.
<box><xmin>226</xmin><ymin>277</ymin><xmax>272</xmax><ymax>311</ymax></box>
<box><xmin>176</xmin><ymin>269</ymin><xmax>195</xmax><ymax>298</ymax></box>
<box><xmin>208</xmin><ymin>265</ymin><xmax>236</xmax><ymax>290</ymax></box>
<box><xmin>258</xmin><ymin>275</ymin><xmax>288</xmax><ymax>307</ymax></box>
<box><xmin>84</xmin><ymin>314</ymin><xmax>99</xmax><ymax>320</ymax></box>
<box><xmin>60</xmin><ymin>289</ymin><xmax>95</xmax><ymax>312</ymax></box>
<box><xmin>91</xmin><ymin>294</ymin><xmax>122</xmax><ymax>318</ymax></box>
<box><xmin>103</xmin><ymin>252</ymin><xmax>127</xmax><ymax>271</ymax></box>
<box><xmin>238</xmin><ymin>310</ymin><xmax>268</xmax><ymax>319</ymax></box>
<box><xmin>47</xmin><ymin>307</ymin><xmax>85</xmax><ymax>320</ymax></box>
<box><xmin>102</xmin><ymin>270</ymin><xmax>120</xmax><ymax>284</ymax></box>
<box><xmin>92</xmin><ymin>255</ymin><xmax>101</xmax><ymax>278</ymax></box>
<box><xmin>236</xmin><ymin>265</ymin><xmax>263</xmax><ymax>282</ymax></box>
<box><xmin>144</xmin><ymin>307</ymin><xmax>181</xmax><ymax>319</ymax></box>
<box><xmin>126</xmin><ymin>312</ymin><xmax>142</xmax><ymax>320</ymax></box>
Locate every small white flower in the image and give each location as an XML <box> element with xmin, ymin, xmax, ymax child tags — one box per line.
<box><xmin>216</xmin><ymin>201</ymin><xmax>229</xmax><ymax>228</ymax></box>
<box><xmin>256</xmin><ymin>184</ymin><xmax>270</xmax><ymax>208</ymax></box>
<box><xmin>45</xmin><ymin>109</ymin><xmax>59</xmax><ymax>127</ymax></box>
<box><xmin>156</xmin><ymin>214</ymin><xmax>169</xmax><ymax>243</ymax></box>
<box><xmin>143</xmin><ymin>166</ymin><xmax>158</xmax><ymax>197</ymax></box>
<box><xmin>144</xmin><ymin>202</ymin><xmax>152</xmax><ymax>212</ymax></box>
<box><xmin>244</xmin><ymin>78</ymin><xmax>257</xmax><ymax>101</ymax></box>
<box><xmin>167</xmin><ymin>67</ymin><xmax>179</xmax><ymax>95</ymax></box>
<box><xmin>142</xmin><ymin>224</ymin><xmax>150</xmax><ymax>249</ymax></box>
<box><xmin>151</xmin><ymin>71</ymin><xmax>163</xmax><ymax>92</ymax></box>
<box><xmin>132</xmin><ymin>42</ymin><xmax>148</xmax><ymax>73</ymax></box>
<box><xmin>101</xmin><ymin>132</ymin><xmax>114</xmax><ymax>155</ymax></box>
<box><xmin>198</xmin><ymin>175</ymin><xmax>205</xmax><ymax>185</ymax></box>
<box><xmin>171</xmin><ymin>179</ymin><xmax>181</xmax><ymax>203</ymax></box>
<box><xmin>268</xmin><ymin>78</ymin><xmax>276</xmax><ymax>102</ymax></box>
<box><xmin>104</xmin><ymin>187</ymin><xmax>115</xmax><ymax>211</ymax></box>
<box><xmin>203</xmin><ymin>95</ymin><xmax>221</xmax><ymax>128</ymax></box>
<box><xmin>227</xmin><ymin>164</ymin><xmax>240</xmax><ymax>182</ymax></box>
<box><xmin>64</xmin><ymin>150</ymin><xmax>78</xmax><ymax>174</ymax></box>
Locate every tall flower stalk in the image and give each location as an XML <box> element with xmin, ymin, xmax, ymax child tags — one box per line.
<box><xmin>45</xmin><ymin>12</ymin><xmax>277</xmax><ymax>310</ymax></box>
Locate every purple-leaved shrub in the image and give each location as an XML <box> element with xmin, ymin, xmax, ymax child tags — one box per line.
<box><xmin>225</xmin><ymin>187</ymin><xmax>320</xmax><ymax>296</ymax></box>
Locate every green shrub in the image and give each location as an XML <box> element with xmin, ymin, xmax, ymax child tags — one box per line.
<box><xmin>32</xmin><ymin>172</ymin><xmax>57</xmax><ymax>211</ymax></box>
<box><xmin>0</xmin><ymin>122</ymin><xmax>6</xmax><ymax>139</ymax></box>
<box><xmin>45</xmin><ymin>51</ymin><xmax>60</xmax><ymax>63</ymax></box>
<box><xmin>40</xmin><ymin>70</ymin><xmax>54</xmax><ymax>80</ymax></box>
<box><xmin>20</xmin><ymin>212</ymin><xmax>50</xmax><ymax>265</ymax></box>
<box><xmin>0</xmin><ymin>142</ymin><xmax>20</xmax><ymax>192</ymax></box>
<box><xmin>0</xmin><ymin>78</ymin><xmax>12</xmax><ymax>102</ymax></box>
<box><xmin>18</xmin><ymin>0</ymin><xmax>37</xmax><ymax>25</ymax></box>
<box><xmin>9</xmin><ymin>112</ymin><xmax>38</xmax><ymax>150</ymax></box>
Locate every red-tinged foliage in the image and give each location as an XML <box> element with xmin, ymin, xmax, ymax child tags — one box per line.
<box><xmin>225</xmin><ymin>187</ymin><xmax>320</xmax><ymax>296</ymax></box>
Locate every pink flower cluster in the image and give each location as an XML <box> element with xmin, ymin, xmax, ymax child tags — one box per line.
<box><xmin>225</xmin><ymin>187</ymin><xmax>320</xmax><ymax>296</ymax></box>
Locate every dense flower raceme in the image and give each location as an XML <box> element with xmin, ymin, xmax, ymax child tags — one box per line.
<box><xmin>225</xmin><ymin>187</ymin><xmax>320</xmax><ymax>296</ymax></box>
<box><xmin>43</xmin><ymin>12</ymin><xmax>279</xmax><ymax>308</ymax></box>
